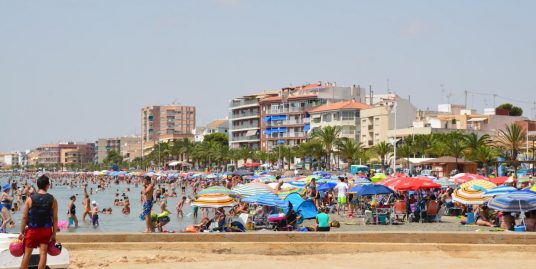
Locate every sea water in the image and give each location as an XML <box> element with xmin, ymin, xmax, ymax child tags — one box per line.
<box><xmin>3</xmin><ymin>179</ymin><xmax>199</xmax><ymax>233</ymax></box>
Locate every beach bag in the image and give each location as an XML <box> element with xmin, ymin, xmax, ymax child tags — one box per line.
<box><xmin>330</xmin><ymin>220</ymin><xmax>341</xmax><ymax>228</ymax></box>
<box><xmin>9</xmin><ymin>240</ymin><xmax>24</xmax><ymax>257</ymax></box>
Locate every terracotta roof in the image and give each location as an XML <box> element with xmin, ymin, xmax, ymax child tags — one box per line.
<box><xmin>309</xmin><ymin>100</ymin><xmax>370</xmax><ymax>113</ymax></box>
<box><xmin>420</xmin><ymin>156</ymin><xmax>475</xmax><ymax>165</ymax></box>
<box><xmin>206</xmin><ymin>119</ymin><xmax>228</xmax><ymax>129</ymax></box>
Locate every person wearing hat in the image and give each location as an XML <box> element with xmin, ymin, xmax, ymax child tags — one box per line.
<box><xmin>1</xmin><ymin>183</ymin><xmax>14</xmax><ymax>233</ymax></box>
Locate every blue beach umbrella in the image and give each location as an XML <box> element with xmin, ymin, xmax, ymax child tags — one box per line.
<box><xmin>483</xmin><ymin>186</ymin><xmax>518</xmax><ymax>197</ymax></box>
<box><xmin>317</xmin><ymin>182</ymin><xmax>337</xmax><ymax>192</ymax></box>
<box><xmin>349</xmin><ymin>184</ymin><xmax>394</xmax><ymax>196</ymax></box>
<box><xmin>488</xmin><ymin>192</ymin><xmax>536</xmax><ymax>212</ymax></box>
<box><xmin>242</xmin><ymin>193</ymin><xmax>288</xmax><ymax>209</ymax></box>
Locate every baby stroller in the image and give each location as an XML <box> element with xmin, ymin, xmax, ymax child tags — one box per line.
<box><xmin>269</xmin><ymin>203</ymin><xmax>300</xmax><ymax>231</ymax></box>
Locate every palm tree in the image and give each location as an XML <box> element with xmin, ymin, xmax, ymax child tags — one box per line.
<box><xmin>238</xmin><ymin>146</ymin><xmax>252</xmax><ymax>165</ymax></box>
<box><xmin>309</xmin><ymin>140</ymin><xmax>326</xmax><ymax>170</ymax></box>
<box><xmin>397</xmin><ymin>142</ymin><xmax>413</xmax><ymax>173</ymax></box>
<box><xmin>464</xmin><ymin>133</ymin><xmax>491</xmax><ymax>161</ymax></box>
<box><xmin>312</xmin><ymin>126</ymin><xmax>342</xmax><ymax>170</ymax></box>
<box><xmin>497</xmin><ymin>123</ymin><xmax>526</xmax><ymax>176</ymax></box>
<box><xmin>373</xmin><ymin>141</ymin><xmax>393</xmax><ymax>173</ymax></box>
<box><xmin>337</xmin><ymin>138</ymin><xmax>362</xmax><ymax>170</ymax></box>
<box><xmin>473</xmin><ymin>145</ymin><xmax>499</xmax><ymax>176</ymax></box>
<box><xmin>441</xmin><ymin>132</ymin><xmax>467</xmax><ymax>172</ymax></box>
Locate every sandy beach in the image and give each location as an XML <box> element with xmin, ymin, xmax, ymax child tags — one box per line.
<box><xmin>69</xmin><ymin>248</ymin><xmax>534</xmax><ymax>269</ymax></box>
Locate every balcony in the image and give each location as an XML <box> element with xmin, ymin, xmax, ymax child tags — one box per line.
<box><xmin>231</xmin><ymin>111</ymin><xmax>260</xmax><ymax>120</ymax></box>
<box><xmin>230</xmin><ymin>135</ymin><xmax>261</xmax><ymax>142</ymax></box>
<box><xmin>269</xmin><ymin>106</ymin><xmax>312</xmax><ymax>114</ymax></box>
<box><xmin>266</xmin><ymin>132</ymin><xmax>307</xmax><ymax>139</ymax></box>
<box><xmin>266</xmin><ymin>119</ymin><xmax>309</xmax><ymax>127</ymax></box>
<box><xmin>231</xmin><ymin>123</ymin><xmax>260</xmax><ymax>130</ymax></box>
<box><xmin>231</xmin><ymin>99</ymin><xmax>259</xmax><ymax>108</ymax></box>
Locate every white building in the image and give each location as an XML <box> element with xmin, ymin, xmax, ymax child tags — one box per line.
<box><xmin>309</xmin><ymin>100</ymin><xmax>370</xmax><ymax>140</ymax></box>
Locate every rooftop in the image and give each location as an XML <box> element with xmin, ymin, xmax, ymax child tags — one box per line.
<box><xmin>309</xmin><ymin>100</ymin><xmax>370</xmax><ymax>113</ymax></box>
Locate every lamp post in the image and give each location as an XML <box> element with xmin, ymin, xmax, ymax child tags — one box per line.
<box><xmin>390</xmin><ymin>101</ymin><xmax>398</xmax><ymax>174</ymax></box>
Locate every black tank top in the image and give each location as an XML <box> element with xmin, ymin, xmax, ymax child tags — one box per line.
<box><xmin>29</xmin><ymin>193</ymin><xmax>54</xmax><ymax>228</ymax></box>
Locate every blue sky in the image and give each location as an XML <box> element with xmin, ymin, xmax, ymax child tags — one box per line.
<box><xmin>1</xmin><ymin>0</ymin><xmax>535</xmax><ymax>151</ymax></box>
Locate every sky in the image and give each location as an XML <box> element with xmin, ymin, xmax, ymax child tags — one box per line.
<box><xmin>1</xmin><ymin>0</ymin><xmax>536</xmax><ymax>151</ymax></box>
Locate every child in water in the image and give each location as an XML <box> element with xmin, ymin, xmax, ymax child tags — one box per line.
<box><xmin>91</xmin><ymin>201</ymin><xmax>99</xmax><ymax>227</ymax></box>
<box><xmin>156</xmin><ymin>202</ymin><xmax>171</xmax><ymax>232</ymax></box>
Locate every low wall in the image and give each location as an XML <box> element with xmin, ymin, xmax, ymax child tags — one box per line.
<box><xmin>58</xmin><ymin>231</ymin><xmax>536</xmax><ymax>245</ymax></box>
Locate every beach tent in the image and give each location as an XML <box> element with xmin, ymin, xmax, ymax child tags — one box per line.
<box><xmin>283</xmin><ymin>193</ymin><xmax>317</xmax><ymax>219</ymax></box>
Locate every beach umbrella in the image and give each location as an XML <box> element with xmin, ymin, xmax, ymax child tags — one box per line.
<box><xmin>349</xmin><ymin>184</ymin><xmax>394</xmax><ymax>196</ymax></box>
<box><xmin>288</xmin><ymin>181</ymin><xmax>307</xmax><ymax>188</ymax></box>
<box><xmin>488</xmin><ymin>176</ymin><xmax>510</xmax><ymax>185</ymax></box>
<box><xmin>276</xmin><ymin>187</ymin><xmax>301</xmax><ymax>199</ymax></box>
<box><xmin>379</xmin><ymin>177</ymin><xmax>441</xmax><ymax>191</ymax></box>
<box><xmin>267</xmin><ymin>182</ymin><xmax>294</xmax><ymax>190</ymax></box>
<box><xmin>488</xmin><ymin>192</ymin><xmax>536</xmax><ymax>212</ymax></box>
<box><xmin>451</xmin><ymin>173</ymin><xmax>488</xmax><ymax>184</ymax></box>
<box><xmin>299</xmin><ymin>175</ymin><xmax>317</xmax><ymax>183</ymax></box>
<box><xmin>197</xmin><ymin>186</ymin><xmax>239</xmax><ymax>197</ymax></box>
<box><xmin>317</xmin><ymin>182</ymin><xmax>337</xmax><ymax>192</ymax></box>
<box><xmin>353</xmin><ymin>177</ymin><xmax>372</xmax><ymax>185</ymax></box>
<box><xmin>192</xmin><ymin>194</ymin><xmax>237</xmax><ymax>208</ymax></box>
<box><xmin>483</xmin><ymin>186</ymin><xmax>518</xmax><ymax>197</ymax></box>
<box><xmin>460</xmin><ymin>180</ymin><xmax>497</xmax><ymax>192</ymax></box>
<box><xmin>232</xmin><ymin>183</ymin><xmax>274</xmax><ymax>198</ymax></box>
<box><xmin>370</xmin><ymin>173</ymin><xmax>386</xmax><ymax>183</ymax></box>
<box><xmin>242</xmin><ymin>193</ymin><xmax>288</xmax><ymax>209</ymax></box>
<box><xmin>433</xmin><ymin>178</ymin><xmax>456</xmax><ymax>189</ymax></box>
<box><xmin>452</xmin><ymin>187</ymin><xmax>489</xmax><ymax>205</ymax></box>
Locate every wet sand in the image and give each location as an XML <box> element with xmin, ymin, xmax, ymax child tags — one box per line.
<box><xmin>69</xmin><ymin>249</ymin><xmax>534</xmax><ymax>269</ymax></box>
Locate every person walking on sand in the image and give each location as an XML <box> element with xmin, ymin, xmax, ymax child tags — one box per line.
<box><xmin>19</xmin><ymin>175</ymin><xmax>58</xmax><ymax>269</ymax></box>
<box><xmin>67</xmin><ymin>195</ymin><xmax>78</xmax><ymax>228</ymax></box>
<box><xmin>140</xmin><ymin>176</ymin><xmax>154</xmax><ymax>233</ymax></box>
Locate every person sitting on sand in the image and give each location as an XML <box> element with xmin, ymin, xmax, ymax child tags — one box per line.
<box><xmin>475</xmin><ymin>205</ymin><xmax>495</xmax><ymax>227</ymax></box>
<box><xmin>315</xmin><ymin>207</ymin><xmax>330</xmax><ymax>232</ymax></box>
<box><xmin>193</xmin><ymin>217</ymin><xmax>213</xmax><ymax>232</ymax></box>
<box><xmin>500</xmin><ymin>212</ymin><xmax>515</xmax><ymax>231</ymax></box>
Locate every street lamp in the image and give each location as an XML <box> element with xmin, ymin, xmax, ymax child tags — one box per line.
<box><xmin>388</xmin><ymin>101</ymin><xmax>398</xmax><ymax>174</ymax></box>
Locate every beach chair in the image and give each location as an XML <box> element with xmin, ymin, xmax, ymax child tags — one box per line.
<box><xmin>424</xmin><ymin>200</ymin><xmax>440</xmax><ymax>222</ymax></box>
<box><xmin>393</xmin><ymin>200</ymin><xmax>407</xmax><ymax>223</ymax></box>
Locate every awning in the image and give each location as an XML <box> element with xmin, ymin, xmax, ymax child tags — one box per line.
<box><xmin>271</xmin><ymin>115</ymin><xmax>288</xmax><ymax>121</ymax></box>
<box><xmin>467</xmin><ymin>117</ymin><xmax>488</xmax><ymax>122</ymax></box>
<box><xmin>303</xmin><ymin>124</ymin><xmax>311</xmax><ymax>132</ymax></box>
<box><xmin>245</xmin><ymin>130</ymin><xmax>257</xmax><ymax>136</ymax></box>
<box><xmin>264</xmin><ymin>116</ymin><xmax>272</xmax><ymax>122</ymax></box>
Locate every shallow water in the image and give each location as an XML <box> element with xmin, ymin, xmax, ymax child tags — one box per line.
<box><xmin>2</xmin><ymin>178</ymin><xmax>201</xmax><ymax>233</ymax></box>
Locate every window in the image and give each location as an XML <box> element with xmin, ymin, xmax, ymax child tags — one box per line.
<box><xmin>322</xmin><ymin>113</ymin><xmax>332</xmax><ymax>122</ymax></box>
<box><xmin>342</xmin><ymin>111</ymin><xmax>354</xmax><ymax>120</ymax></box>
<box><xmin>333</xmin><ymin>112</ymin><xmax>340</xmax><ymax>121</ymax></box>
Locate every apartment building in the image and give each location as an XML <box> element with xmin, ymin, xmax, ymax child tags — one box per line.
<box><xmin>360</xmin><ymin>96</ymin><xmax>417</xmax><ymax>147</ymax></box>
<box><xmin>259</xmin><ymin>83</ymin><xmax>365</xmax><ymax>151</ymax></box>
<box><xmin>35</xmin><ymin>142</ymin><xmax>95</xmax><ymax>166</ymax></box>
<box><xmin>309</xmin><ymin>100</ymin><xmax>370</xmax><ymax>140</ymax></box>
<box><xmin>195</xmin><ymin>119</ymin><xmax>229</xmax><ymax>142</ymax></box>
<box><xmin>229</xmin><ymin>91</ymin><xmax>278</xmax><ymax>149</ymax></box>
<box><xmin>96</xmin><ymin>136</ymin><xmax>142</xmax><ymax>163</ymax></box>
<box><xmin>141</xmin><ymin>105</ymin><xmax>196</xmax><ymax>151</ymax></box>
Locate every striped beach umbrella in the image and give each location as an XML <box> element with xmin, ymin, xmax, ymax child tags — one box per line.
<box><xmin>483</xmin><ymin>186</ymin><xmax>517</xmax><ymax>197</ymax></box>
<box><xmin>488</xmin><ymin>192</ymin><xmax>536</xmax><ymax>212</ymax></box>
<box><xmin>452</xmin><ymin>187</ymin><xmax>490</xmax><ymax>205</ymax></box>
<box><xmin>192</xmin><ymin>194</ymin><xmax>237</xmax><ymax>208</ymax></box>
<box><xmin>232</xmin><ymin>183</ymin><xmax>274</xmax><ymax>198</ymax></box>
<box><xmin>242</xmin><ymin>193</ymin><xmax>288</xmax><ymax>209</ymax></box>
<box><xmin>460</xmin><ymin>179</ymin><xmax>497</xmax><ymax>191</ymax></box>
<box><xmin>276</xmin><ymin>187</ymin><xmax>301</xmax><ymax>199</ymax></box>
<box><xmin>434</xmin><ymin>178</ymin><xmax>456</xmax><ymax>189</ymax></box>
<box><xmin>452</xmin><ymin>173</ymin><xmax>488</xmax><ymax>184</ymax></box>
<box><xmin>197</xmin><ymin>186</ymin><xmax>239</xmax><ymax>197</ymax></box>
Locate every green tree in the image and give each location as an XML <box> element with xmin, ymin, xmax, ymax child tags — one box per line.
<box><xmin>312</xmin><ymin>126</ymin><xmax>342</xmax><ymax>170</ymax></box>
<box><xmin>337</xmin><ymin>138</ymin><xmax>362</xmax><ymax>169</ymax></box>
<box><xmin>373</xmin><ymin>141</ymin><xmax>393</xmax><ymax>173</ymax></box>
<box><xmin>103</xmin><ymin>150</ymin><xmax>124</xmax><ymax>168</ymax></box>
<box><xmin>497</xmin><ymin>123</ymin><xmax>526</xmax><ymax>176</ymax></box>
<box><xmin>464</xmin><ymin>133</ymin><xmax>491</xmax><ymax>161</ymax></box>
<box><xmin>203</xmin><ymin>133</ymin><xmax>229</xmax><ymax>147</ymax></box>
<box><xmin>497</xmin><ymin>103</ymin><xmax>523</xmax><ymax>116</ymax></box>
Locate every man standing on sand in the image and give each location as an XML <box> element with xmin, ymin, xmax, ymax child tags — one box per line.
<box><xmin>334</xmin><ymin>177</ymin><xmax>348</xmax><ymax>216</ymax></box>
<box><xmin>19</xmin><ymin>175</ymin><xmax>58</xmax><ymax>269</ymax></box>
<box><xmin>140</xmin><ymin>176</ymin><xmax>154</xmax><ymax>233</ymax></box>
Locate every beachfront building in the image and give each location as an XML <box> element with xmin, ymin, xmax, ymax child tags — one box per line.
<box><xmin>229</xmin><ymin>91</ymin><xmax>278</xmax><ymax>150</ymax></box>
<box><xmin>96</xmin><ymin>136</ymin><xmax>142</xmax><ymax>163</ymax></box>
<box><xmin>360</xmin><ymin>95</ymin><xmax>417</xmax><ymax>148</ymax></box>
<box><xmin>141</xmin><ymin>105</ymin><xmax>196</xmax><ymax>151</ymax></box>
<box><xmin>34</xmin><ymin>142</ymin><xmax>95</xmax><ymax>166</ymax></box>
<box><xmin>309</xmin><ymin>100</ymin><xmax>370</xmax><ymax>140</ymax></box>
<box><xmin>388</xmin><ymin>105</ymin><xmax>528</xmax><ymax>141</ymax></box>
<box><xmin>260</xmin><ymin>83</ymin><xmax>366</xmax><ymax>151</ymax></box>
<box><xmin>194</xmin><ymin>119</ymin><xmax>229</xmax><ymax>142</ymax></box>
